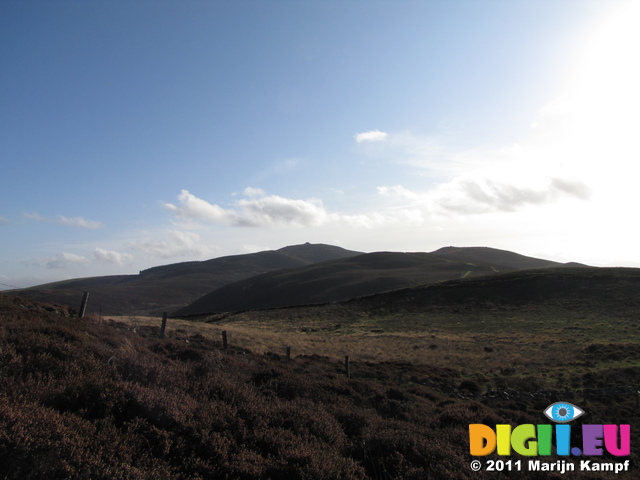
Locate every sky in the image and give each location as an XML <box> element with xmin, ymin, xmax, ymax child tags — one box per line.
<box><xmin>2</xmin><ymin>0</ymin><xmax>640</xmax><ymax>289</ymax></box>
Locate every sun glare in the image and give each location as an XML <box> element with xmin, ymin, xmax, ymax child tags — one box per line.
<box><xmin>568</xmin><ymin>1</ymin><xmax>640</xmax><ymax>146</ymax></box>
<box><xmin>530</xmin><ymin>0</ymin><xmax>640</xmax><ymax>201</ymax></box>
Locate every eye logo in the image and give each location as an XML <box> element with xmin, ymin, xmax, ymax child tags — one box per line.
<box><xmin>544</xmin><ymin>402</ymin><xmax>584</xmax><ymax>423</ymax></box>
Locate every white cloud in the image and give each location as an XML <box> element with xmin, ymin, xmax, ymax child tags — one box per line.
<box><xmin>165</xmin><ymin>189</ymin><xmax>332</xmax><ymax>228</ymax></box>
<box><xmin>377</xmin><ymin>175</ymin><xmax>589</xmax><ymax>218</ymax></box>
<box><xmin>243</xmin><ymin>187</ymin><xmax>266</xmax><ymax>197</ymax></box>
<box><xmin>164</xmin><ymin>190</ymin><xmax>239</xmax><ymax>225</ymax></box>
<box><xmin>129</xmin><ymin>230</ymin><xmax>214</xmax><ymax>259</ymax></box>
<box><xmin>24</xmin><ymin>212</ymin><xmax>46</xmax><ymax>222</ymax></box>
<box><xmin>237</xmin><ymin>194</ymin><xmax>329</xmax><ymax>227</ymax></box>
<box><xmin>0</xmin><ymin>216</ymin><xmax>9</xmax><ymax>225</ymax></box>
<box><xmin>57</xmin><ymin>216</ymin><xmax>102</xmax><ymax>229</ymax></box>
<box><xmin>433</xmin><ymin>177</ymin><xmax>590</xmax><ymax>215</ymax></box>
<box><xmin>93</xmin><ymin>248</ymin><xmax>134</xmax><ymax>265</ymax></box>
<box><xmin>46</xmin><ymin>252</ymin><xmax>89</xmax><ymax>269</ymax></box>
<box><xmin>354</xmin><ymin>129</ymin><xmax>388</xmax><ymax>143</ymax></box>
<box><xmin>163</xmin><ymin>188</ymin><xmax>429</xmax><ymax>234</ymax></box>
<box><xmin>24</xmin><ymin>212</ymin><xmax>102</xmax><ymax>229</ymax></box>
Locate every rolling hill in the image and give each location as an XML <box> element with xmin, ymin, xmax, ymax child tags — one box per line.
<box><xmin>430</xmin><ymin>246</ymin><xmax>565</xmax><ymax>269</ymax></box>
<box><xmin>14</xmin><ymin>243</ymin><xmax>587</xmax><ymax>317</ymax></box>
<box><xmin>173</xmin><ymin>246</ymin><xmax>579</xmax><ymax>316</ymax></box>
<box><xmin>12</xmin><ymin>243</ymin><xmax>363</xmax><ymax>316</ymax></box>
<box><xmin>342</xmin><ymin>265</ymin><xmax>640</xmax><ymax>315</ymax></box>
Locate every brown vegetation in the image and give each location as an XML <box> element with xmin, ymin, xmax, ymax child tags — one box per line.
<box><xmin>1</xmin><ymin>293</ymin><xmax>636</xmax><ymax>479</ymax></box>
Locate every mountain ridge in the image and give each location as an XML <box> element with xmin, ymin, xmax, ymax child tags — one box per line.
<box><xmin>12</xmin><ymin>243</ymin><xmax>363</xmax><ymax>316</ymax></box>
<box><xmin>173</xmin><ymin>246</ymin><xmax>583</xmax><ymax>316</ymax></box>
<box><xmin>13</xmin><ymin>243</ymin><xmax>589</xmax><ymax>317</ymax></box>
<box><xmin>429</xmin><ymin>246</ymin><xmax>562</xmax><ymax>269</ymax></box>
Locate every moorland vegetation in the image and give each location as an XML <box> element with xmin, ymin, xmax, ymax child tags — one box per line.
<box><xmin>1</xmin><ymin>266</ymin><xmax>639</xmax><ymax>480</ymax></box>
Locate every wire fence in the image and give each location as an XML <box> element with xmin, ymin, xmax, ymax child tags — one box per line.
<box><xmin>4</xmin><ymin>286</ymin><xmax>111</xmax><ymax>319</ymax></box>
<box><xmin>481</xmin><ymin>385</ymin><xmax>640</xmax><ymax>405</ymax></box>
<box><xmin>5</xmin><ymin>288</ymin><xmax>640</xmax><ymax>408</ymax></box>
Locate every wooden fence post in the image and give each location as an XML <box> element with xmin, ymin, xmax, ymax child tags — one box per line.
<box><xmin>222</xmin><ymin>331</ymin><xmax>228</xmax><ymax>349</ymax></box>
<box><xmin>345</xmin><ymin>355</ymin><xmax>351</xmax><ymax>379</ymax></box>
<box><xmin>160</xmin><ymin>312</ymin><xmax>167</xmax><ymax>339</ymax></box>
<box><xmin>78</xmin><ymin>291</ymin><xmax>90</xmax><ymax>319</ymax></box>
<box><xmin>286</xmin><ymin>346</ymin><xmax>291</xmax><ymax>361</ymax></box>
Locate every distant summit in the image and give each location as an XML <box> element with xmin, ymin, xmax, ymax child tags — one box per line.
<box><xmin>174</xmin><ymin>246</ymin><xmax>583</xmax><ymax>317</ymax></box>
<box><xmin>13</xmin><ymin>243</ymin><xmax>588</xmax><ymax>317</ymax></box>
<box><xmin>276</xmin><ymin>243</ymin><xmax>363</xmax><ymax>264</ymax></box>
<box><xmin>13</xmin><ymin>243</ymin><xmax>363</xmax><ymax>316</ymax></box>
<box><xmin>429</xmin><ymin>246</ymin><xmax>563</xmax><ymax>270</ymax></box>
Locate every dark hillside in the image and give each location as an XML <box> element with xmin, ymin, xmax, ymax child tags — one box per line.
<box><xmin>139</xmin><ymin>242</ymin><xmax>361</xmax><ymax>279</ymax></box>
<box><xmin>174</xmin><ymin>251</ymin><xmax>500</xmax><ymax>316</ymax></box>
<box><xmin>430</xmin><ymin>246</ymin><xmax>567</xmax><ymax>270</ymax></box>
<box><xmin>348</xmin><ymin>266</ymin><xmax>640</xmax><ymax>314</ymax></box>
<box><xmin>277</xmin><ymin>242</ymin><xmax>364</xmax><ymax>263</ymax></box>
<box><xmin>13</xmin><ymin>244</ymin><xmax>363</xmax><ymax>316</ymax></box>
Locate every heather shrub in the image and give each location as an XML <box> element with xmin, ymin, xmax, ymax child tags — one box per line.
<box><xmin>1</xmin><ymin>295</ymin><xmax>631</xmax><ymax>479</ymax></box>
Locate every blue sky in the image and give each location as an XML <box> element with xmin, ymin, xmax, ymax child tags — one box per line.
<box><xmin>2</xmin><ymin>0</ymin><xmax>639</xmax><ymax>288</ymax></box>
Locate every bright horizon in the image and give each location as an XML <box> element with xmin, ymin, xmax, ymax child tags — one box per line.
<box><xmin>2</xmin><ymin>0</ymin><xmax>640</xmax><ymax>289</ymax></box>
